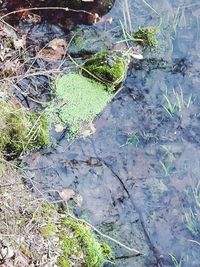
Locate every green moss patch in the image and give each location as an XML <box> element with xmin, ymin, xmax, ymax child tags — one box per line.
<box><xmin>36</xmin><ymin>203</ymin><xmax>112</xmax><ymax>267</ymax></box>
<box><xmin>58</xmin><ymin>218</ymin><xmax>112</xmax><ymax>267</ymax></box>
<box><xmin>0</xmin><ymin>100</ymin><xmax>49</xmax><ymax>157</ymax></box>
<box><xmin>133</xmin><ymin>26</ymin><xmax>158</xmax><ymax>48</ymax></box>
<box><xmin>82</xmin><ymin>51</ymin><xmax>127</xmax><ymax>91</ymax></box>
<box><xmin>0</xmin><ymin>161</ymin><xmax>111</xmax><ymax>266</ymax></box>
<box><xmin>39</xmin><ymin>222</ymin><xmax>57</xmax><ymax>239</ymax></box>
<box><xmin>52</xmin><ymin>73</ymin><xmax>112</xmax><ymax>136</ymax></box>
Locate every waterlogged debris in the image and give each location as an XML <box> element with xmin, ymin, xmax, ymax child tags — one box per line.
<box><xmin>1</xmin><ymin>0</ymin><xmax>115</xmax><ymax>30</ymax></box>
<box><xmin>54</xmin><ymin>124</ymin><xmax>65</xmax><ymax>133</ymax></box>
<box><xmin>59</xmin><ymin>188</ymin><xmax>76</xmax><ymax>201</ymax></box>
<box><xmin>80</xmin><ymin>121</ymin><xmax>96</xmax><ymax>138</ymax></box>
<box><xmin>0</xmin><ymin>162</ymin><xmax>111</xmax><ymax>266</ymax></box>
<box><xmin>67</xmin><ymin>26</ymin><xmax>113</xmax><ymax>56</ymax></box>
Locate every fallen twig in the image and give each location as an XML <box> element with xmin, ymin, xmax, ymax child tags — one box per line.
<box><xmin>0</xmin><ymin>6</ymin><xmax>94</xmax><ymax>21</ymax></box>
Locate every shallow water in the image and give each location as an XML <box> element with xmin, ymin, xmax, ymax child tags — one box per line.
<box><xmin>22</xmin><ymin>0</ymin><xmax>200</xmax><ymax>266</ymax></box>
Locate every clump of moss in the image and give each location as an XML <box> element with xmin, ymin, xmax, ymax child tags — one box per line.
<box><xmin>0</xmin><ymin>161</ymin><xmax>112</xmax><ymax>266</ymax></box>
<box><xmin>37</xmin><ymin>204</ymin><xmax>112</xmax><ymax>267</ymax></box>
<box><xmin>58</xmin><ymin>218</ymin><xmax>112</xmax><ymax>267</ymax></box>
<box><xmin>39</xmin><ymin>222</ymin><xmax>57</xmax><ymax>239</ymax></box>
<box><xmin>133</xmin><ymin>26</ymin><xmax>158</xmax><ymax>48</ymax></box>
<box><xmin>82</xmin><ymin>51</ymin><xmax>127</xmax><ymax>91</ymax></box>
<box><xmin>52</xmin><ymin>73</ymin><xmax>112</xmax><ymax>136</ymax></box>
<box><xmin>0</xmin><ymin>99</ymin><xmax>49</xmax><ymax>157</ymax></box>
<box><xmin>48</xmin><ymin>51</ymin><xmax>128</xmax><ymax>138</ymax></box>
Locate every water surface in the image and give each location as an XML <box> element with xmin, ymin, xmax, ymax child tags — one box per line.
<box><xmin>23</xmin><ymin>0</ymin><xmax>200</xmax><ymax>266</ymax></box>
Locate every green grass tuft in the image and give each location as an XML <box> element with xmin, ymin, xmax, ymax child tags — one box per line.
<box><xmin>0</xmin><ymin>100</ymin><xmax>49</xmax><ymax>158</ymax></box>
<box><xmin>133</xmin><ymin>26</ymin><xmax>158</xmax><ymax>48</ymax></box>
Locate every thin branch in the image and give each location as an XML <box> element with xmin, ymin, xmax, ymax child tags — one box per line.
<box><xmin>188</xmin><ymin>239</ymin><xmax>200</xmax><ymax>247</ymax></box>
<box><xmin>67</xmin><ymin>213</ymin><xmax>143</xmax><ymax>256</ymax></box>
<box><xmin>0</xmin><ymin>6</ymin><xmax>94</xmax><ymax>21</ymax></box>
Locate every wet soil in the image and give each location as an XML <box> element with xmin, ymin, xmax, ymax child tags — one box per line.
<box><xmin>2</xmin><ymin>0</ymin><xmax>200</xmax><ymax>266</ymax></box>
<box><xmin>1</xmin><ymin>0</ymin><xmax>114</xmax><ymax>31</ymax></box>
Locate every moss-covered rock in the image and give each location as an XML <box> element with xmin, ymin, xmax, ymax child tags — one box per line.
<box><xmin>51</xmin><ymin>73</ymin><xmax>112</xmax><ymax>137</ymax></box>
<box><xmin>82</xmin><ymin>51</ymin><xmax>128</xmax><ymax>91</ymax></box>
<box><xmin>0</xmin><ymin>99</ymin><xmax>49</xmax><ymax>157</ymax></box>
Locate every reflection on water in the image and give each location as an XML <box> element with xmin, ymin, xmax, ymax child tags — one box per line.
<box><xmin>24</xmin><ymin>0</ymin><xmax>200</xmax><ymax>266</ymax></box>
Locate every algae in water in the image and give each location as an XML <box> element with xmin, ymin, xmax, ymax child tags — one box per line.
<box><xmin>53</xmin><ymin>73</ymin><xmax>112</xmax><ymax>136</ymax></box>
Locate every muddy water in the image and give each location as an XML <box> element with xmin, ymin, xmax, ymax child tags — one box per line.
<box><xmin>23</xmin><ymin>0</ymin><xmax>200</xmax><ymax>266</ymax></box>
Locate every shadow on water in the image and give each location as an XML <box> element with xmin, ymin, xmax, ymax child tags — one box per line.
<box><xmin>13</xmin><ymin>0</ymin><xmax>200</xmax><ymax>266</ymax></box>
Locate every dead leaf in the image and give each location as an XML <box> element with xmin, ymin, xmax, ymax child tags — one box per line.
<box><xmin>37</xmin><ymin>38</ymin><xmax>67</xmax><ymax>60</ymax></box>
<box><xmin>54</xmin><ymin>124</ymin><xmax>65</xmax><ymax>133</ymax></box>
<box><xmin>98</xmin><ymin>17</ymin><xmax>113</xmax><ymax>24</ymax></box>
<box><xmin>131</xmin><ymin>54</ymin><xmax>143</xmax><ymax>60</ymax></box>
<box><xmin>14</xmin><ymin>250</ymin><xmax>30</xmax><ymax>267</ymax></box>
<box><xmin>59</xmin><ymin>189</ymin><xmax>75</xmax><ymax>201</ymax></box>
<box><xmin>48</xmin><ymin>38</ymin><xmax>67</xmax><ymax>51</ymax></box>
<box><xmin>13</xmin><ymin>37</ymin><xmax>25</xmax><ymax>50</ymax></box>
<box><xmin>87</xmin><ymin>13</ymin><xmax>100</xmax><ymax>24</ymax></box>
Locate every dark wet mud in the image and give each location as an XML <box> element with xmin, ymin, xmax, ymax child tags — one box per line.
<box><xmin>6</xmin><ymin>0</ymin><xmax>199</xmax><ymax>266</ymax></box>
<box><xmin>1</xmin><ymin>0</ymin><xmax>114</xmax><ymax>31</ymax></box>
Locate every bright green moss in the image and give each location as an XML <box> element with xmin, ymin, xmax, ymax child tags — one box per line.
<box><xmin>48</xmin><ymin>52</ymin><xmax>128</xmax><ymax>138</ymax></box>
<box><xmin>83</xmin><ymin>51</ymin><xmax>127</xmax><ymax>91</ymax></box>
<box><xmin>35</xmin><ymin>203</ymin><xmax>111</xmax><ymax>267</ymax></box>
<box><xmin>133</xmin><ymin>26</ymin><xmax>158</xmax><ymax>48</ymax></box>
<box><xmin>59</xmin><ymin>218</ymin><xmax>112</xmax><ymax>267</ymax></box>
<box><xmin>53</xmin><ymin>73</ymin><xmax>112</xmax><ymax>136</ymax></box>
<box><xmin>57</xmin><ymin>256</ymin><xmax>70</xmax><ymax>267</ymax></box>
<box><xmin>0</xmin><ymin>100</ymin><xmax>49</xmax><ymax>157</ymax></box>
<box><xmin>34</xmin><ymin>203</ymin><xmax>112</xmax><ymax>266</ymax></box>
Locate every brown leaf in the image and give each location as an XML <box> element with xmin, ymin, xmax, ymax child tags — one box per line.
<box><xmin>59</xmin><ymin>189</ymin><xmax>75</xmax><ymax>201</ymax></box>
<box><xmin>37</xmin><ymin>38</ymin><xmax>67</xmax><ymax>60</ymax></box>
<box><xmin>131</xmin><ymin>53</ymin><xmax>143</xmax><ymax>60</ymax></box>
<box><xmin>54</xmin><ymin>124</ymin><xmax>65</xmax><ymax>133</ymax></box>
<box><xmin>13</xmin><ymin>37</ymin><xmax>25</xmax><ymax>50</ymax></box>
